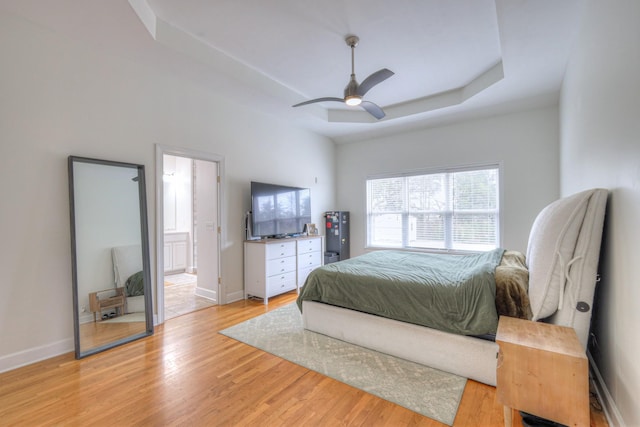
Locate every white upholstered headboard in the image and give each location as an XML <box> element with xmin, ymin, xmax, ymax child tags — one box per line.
<box><xmin>111</xmin><ymin>244</ymin><xmax>142</xmax><ymax>287</ymax></box>
<box><xmin>111</xmin><ymin>244</ymin><xmax>146</xmax><ymax>313</ymax></box>
<box><xmin>525</xmin><ymin>188</ymin><xmax>608</xmax><ymax>348</ymax></box>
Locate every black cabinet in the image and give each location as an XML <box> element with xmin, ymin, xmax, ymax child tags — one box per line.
<box><xmin>324</xmin><ymin>211</ymin><xmax>350</xmax><ymax>264</ymax></box>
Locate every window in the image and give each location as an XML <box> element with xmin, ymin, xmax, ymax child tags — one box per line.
<box><xmin>366</xmin><ymin>165</ymin><xmax>500</xmax><ymax>251</ymax></box>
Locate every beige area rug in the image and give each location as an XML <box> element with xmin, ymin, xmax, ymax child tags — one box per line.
<box><xmin>220</xmin><ymin>303</ymin><xmax>466</xmax><ymax>425</ymax></box>
<box><xmin>164</xmin><ymin>275</ymin><xmax>216</xmax><ymax>320</ymax></box>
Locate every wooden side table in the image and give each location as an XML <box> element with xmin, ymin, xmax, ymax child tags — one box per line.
<box><xmin>89</xmin><ymin>287</ymin><xmax>126</xmax><ymax>322</ymax></box>
<box><xmin>496</xmin><ymin>316</ymin><xmax>589</xmax><ymax>427</ymax></box>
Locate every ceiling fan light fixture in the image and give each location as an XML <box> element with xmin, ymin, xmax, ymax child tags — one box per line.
<box><xmin>291</xmin><ymin>34</ymin><xmax>393</xmax><ymax>120</ymax></box>
<box><xmin>345</xmin><ymin>95</ymin><xmax>362</xmax><ymax>106</ymax></box>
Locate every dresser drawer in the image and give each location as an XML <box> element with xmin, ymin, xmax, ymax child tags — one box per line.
<box><xmin>267</xmin><ymin>271</ymin><xmax>297</xmax><ymax>296</ymax></box>
<box><xmin>266</xmin><ymin>241</ymin><xmax>296</xmax><ymax>259</ymax></box>
<box><xmin>297</xmin><ymin>265</ymin><xmax>319</xmax><ymax>288</ymax></box>
<box><xmin>297</xmin><ymin>237</ymin><xmax>322</xmax><ymax>254</ymax></box>
<box><xmin>297</xmin><ymin>251</ymin><xmax>321</xmax><ymax>270</ymax></box>
<box><xmin>266</xmin><ymin>255</ymin><xmax>296</xmax><ymax>276</ymax></box>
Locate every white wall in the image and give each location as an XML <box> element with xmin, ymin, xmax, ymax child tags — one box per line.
<box><xmin>560</xmin><ymin>1</ymin><xmax>640</xmax><ymax>425</ymax></box>
<box><xmin>336</xmin><ymin>106</ymin><xmax>560</xmax><ymax>256</ymax></box>
<box><xmin>0</xmin><ymin>11</ymin><xmax>335</xmax><ymax>371</ymax></box>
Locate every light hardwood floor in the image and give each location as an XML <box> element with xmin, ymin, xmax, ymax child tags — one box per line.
<box><xmin>0</xmin><ymin>292</ymin><xmax>608</xmax><ymax>426</ymax></box>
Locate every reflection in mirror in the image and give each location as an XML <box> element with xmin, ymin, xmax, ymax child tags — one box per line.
<box><xmin>68</xmin><ymin>156</ymin><xmax>153</xmax><ymax>358</ymax></box>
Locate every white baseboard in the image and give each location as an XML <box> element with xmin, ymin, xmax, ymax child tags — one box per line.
<box><xmin>195</xmin><ymin>286</ymin><xmax>217</xmax><ymax>303</ymax></box>
<box><xmin>588</xmin><ymin>350</ymin><xmax>624</xmax><ymax>427</ymax></box>
<box><xmin>0</xmin><ymin>338</ymin><xmax>74</xmax><ymax>374</ymax></box>
<box><xmin>79</xmin><ymin>311</ymin><xmax>95</xmax><ymax>324</ymax></box>
<box><xmin>225</xmin><ymin>290</ymin><xmax>245</xmax><ymax>304</ymax></box>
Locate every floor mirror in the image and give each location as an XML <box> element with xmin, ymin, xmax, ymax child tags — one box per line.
<box><xmin>68</xmin><ymin>156</ymin><xmax>153</xmax><ymax>358</ymax></box>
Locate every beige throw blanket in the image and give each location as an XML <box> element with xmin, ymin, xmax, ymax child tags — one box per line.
<box><xmin>495</xmin><ymin>250</ymin><xmax>532</xmax><ymax>320</ymax></box>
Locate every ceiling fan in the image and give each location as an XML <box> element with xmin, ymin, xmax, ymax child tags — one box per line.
<box><xmin>292</xmin><ymin>35</ymin><xmax>394</xmax><ymax>120</ymax></box>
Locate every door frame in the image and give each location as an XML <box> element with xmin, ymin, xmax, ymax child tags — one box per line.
<box><xmin>155</xmin><ymin>144</ymin><xmax>225</xmax><ymax>324</ymax></box>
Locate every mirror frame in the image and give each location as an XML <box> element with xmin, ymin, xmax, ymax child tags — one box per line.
<box><xmin>68</xmin><ymin>156</ymin><xmax>153</xmax><ymax>358</ymax></box>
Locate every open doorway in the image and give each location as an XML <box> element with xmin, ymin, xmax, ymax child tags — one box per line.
<box><xmin>156</xmin><ymin>147</ymin><xmax>223</xmax><ymax>323</ymax></box>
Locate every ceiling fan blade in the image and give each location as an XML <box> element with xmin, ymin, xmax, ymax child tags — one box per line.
<box><xmin>361</xmin><ymin>101</ymin><xmax>386</xmax><ymax>120</ymax></box>
<box><xmin>292</xmin><ymin>97</ymin><xmax>344</xmax><ymax>107</ymax></box>
<box><xmin>357</xmin><ymin>68</ymin><xmax>394</xmax><ymax>96</ymax></box>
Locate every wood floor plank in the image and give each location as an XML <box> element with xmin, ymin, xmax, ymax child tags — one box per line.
<box><xmin>0</xmin><ymin>291</ymin><xmax>608</xmax><ymax>426</ymax></box>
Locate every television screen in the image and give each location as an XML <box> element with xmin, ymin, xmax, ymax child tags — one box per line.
<box><xmin>251</xmin><ymin>181</ymin><xmax>311</xmax><ymax>238</ymax></box>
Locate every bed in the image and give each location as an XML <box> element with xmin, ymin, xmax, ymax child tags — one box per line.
<box><xmin>298</xmin><ymin>188</ymin><xmax>608</xmax><ymax>386</ymax></box>
<box><xmin>111</xmin><ymin>244</ymin><xmax>146</xmax><ymax>314</ymax></box>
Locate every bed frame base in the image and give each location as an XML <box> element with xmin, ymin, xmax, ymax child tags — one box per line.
<box><xmin>302</xmin><ymin>300</ymin><xmax>499</xmax><ymax>386</ymax></box>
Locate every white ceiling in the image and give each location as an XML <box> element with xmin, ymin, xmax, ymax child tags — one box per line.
<box><xmin>1</xmin><ymin>0</ymin><xmax>585</xmax><ymax>143</ymax></box>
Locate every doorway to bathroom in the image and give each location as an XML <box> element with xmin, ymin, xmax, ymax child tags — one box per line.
<box><xmin>156</xmin><ymin>146</ymin><xmax>223</xmax><ymax>323</ymax></box>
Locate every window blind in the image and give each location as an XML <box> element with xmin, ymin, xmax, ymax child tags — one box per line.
<box><xmin>366</xmin><ymin>166</ymin><xmax>499</xmax><ymax>251</ymax></box>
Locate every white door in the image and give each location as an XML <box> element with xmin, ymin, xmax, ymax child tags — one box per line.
<box><xmin>194</xmin><ymin>159</ymin><xmax>219</xmax><ymax>302</ymax></box>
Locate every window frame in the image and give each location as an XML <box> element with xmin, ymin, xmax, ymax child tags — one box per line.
<box><xmin>365</xmin><ymin>163</ymin><xmax>503</xmax><ymax>253</ymax></box>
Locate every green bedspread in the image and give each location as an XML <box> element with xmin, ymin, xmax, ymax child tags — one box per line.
<box><xmin>297</xmin><ymin>249</ymin><xmax>505</xmax><ymax>336</ymax></box>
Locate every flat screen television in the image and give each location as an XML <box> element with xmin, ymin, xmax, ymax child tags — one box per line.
<box><xmin>250</xmin><ymin>181</ymin><xmax>311</xmax><ymax>238</ymax></box>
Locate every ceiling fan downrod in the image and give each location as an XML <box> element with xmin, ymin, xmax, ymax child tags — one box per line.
<box><xmin>344</xmin><ymin>35</ymin><xmax>362</xmax><ymax>106</ymax></box>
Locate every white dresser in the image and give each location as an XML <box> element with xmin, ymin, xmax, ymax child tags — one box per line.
<box><xmin>244</xmin><ymin>236</ymin><xmax>323</xmax><ymax>304</ymax></box>
<box><xmin>295</xmin><ymin>236</ymin><xmax>323</xmax><ymax>288</ymax></box>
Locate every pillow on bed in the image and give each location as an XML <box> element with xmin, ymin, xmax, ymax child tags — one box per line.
<box><xmin>526</xmin><ymin>189</ymin><xmax>594</xmax><ymax>320</ymax></box>
<box><xmin>125</xmin><ymin>271</ymin><xmax>145</xmax><ymax>297</ymax></box>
